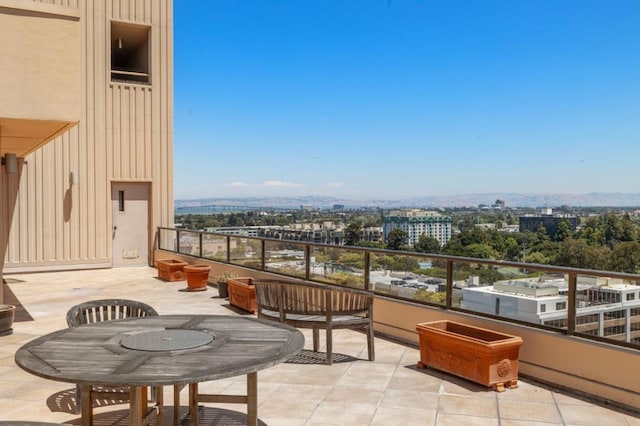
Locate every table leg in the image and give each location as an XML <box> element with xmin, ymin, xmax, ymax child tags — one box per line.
<box><xmin>80</xmin><ymin>384</ymin><xmax>93</xmax><ymax>426</ymax></box>
<box><xmin>247</xmin><ymin>372</ymin><xmax>258</xmax><ymax>426</ymax></box>
<box><xmin>129</xmin><ymin>386</ymin><xmax>143</xmax><ymax>426</ymax></box>
<box><xmin>189</xmin><ymin>383</ymin><xmax>199</xmax><ymax>426</ymax></box>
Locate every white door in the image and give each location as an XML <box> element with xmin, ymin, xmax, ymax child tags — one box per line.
<box><xmin>111</xmin><ymin>182</ymin><xmax>149</xmax><ymax>267</ymax></box>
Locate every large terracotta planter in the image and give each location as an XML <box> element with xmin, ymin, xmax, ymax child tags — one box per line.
<box><xmin>184</xmin><ymin>265</ymin><xmax>211</xmax><ymax>291</ymax></box>
<box><xmin>156</xmin><ymin>259</ymin><xmax>188</xmax><ymax>281</ymax></box>
<box><xmin>0</xmin><ymin>305</ymin><xmax>16</xmax><ymax>336</ymax></box>
<box><xmin>227</xmin><ymin>277</ymin><xmax>257</xmax><ymax>313</ymax></box>
<box><xmin>416</xmin><ymin>320</ymin><xmax>523</xmax><ymax>392</ymax></box>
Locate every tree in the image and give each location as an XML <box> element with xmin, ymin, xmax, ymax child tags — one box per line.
<box><xmin>386</xmin><ymin>229</ymin><xmax>408</xmax><ymax>251</ymax></box>
<box><xmin>344</xmin><ymin>222</ymin><xmax>362</xmax><ymax>246</ymax></box>
<box><xmin>414</xmin><ymin>234</ymin><xmax>441</xmax><ymax>254</ymax></box>
<box><xmin>608</xmin><ymin>241</ymin><xmax>640</xmax><ymax>273</ymax></box>
<box><xmin>555</xmin><ymin>218</ymin><xmax>572</xmax><ymax>242</ymax></box>
<box><xmin>556</xmin><ymin>238</ymin><xmax>609</xmax><ymax>270</ymax></box>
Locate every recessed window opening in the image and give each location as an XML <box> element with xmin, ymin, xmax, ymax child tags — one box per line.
<box><xmin>118</xmin><ymin>191</ymin><xmax>125</xmax><ymax>212</ymax></box>
<box><xmin>111</xmin><ymin>22</ymin><xmax>150</xmax><ymax>84</ymax></box>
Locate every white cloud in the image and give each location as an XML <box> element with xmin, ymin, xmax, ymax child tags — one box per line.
<box><xmin>224</xmin><ymin>181</ymin><xmax>304</xmax><ymax>192</ymax></box>
<box><xmin>262</xmin><ymin>180</ymin><xmax>303</xmax><ymax>188</ymax></box>
<box><xmin>327</xmin><ymin>181</ymin><xmax>344</xmax><ymax>188</ymax></box>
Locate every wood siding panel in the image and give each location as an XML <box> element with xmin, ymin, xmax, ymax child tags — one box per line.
<box><xmin>3</xmin><ymin>0</ymin><xmax>173</xmax><ymax>272</ymax></box>
<box><xmin>28</xmin><ymin>0</ymin><xmax>79</xmax><ymax>8</ymax></box>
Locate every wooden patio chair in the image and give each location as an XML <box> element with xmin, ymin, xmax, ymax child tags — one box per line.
<box><xmin>65</xmin><ymin>299</ymin><xmax>162</xmax><ymax>414</ymax></box>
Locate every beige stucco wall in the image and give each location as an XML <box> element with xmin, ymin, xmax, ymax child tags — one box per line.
<box><xmin>0</xmin><ymin>3</ymin><xmax>80</xmax><ymax>123</ymax></box>
<box><xmin>2</xmin><ymin>0</ymin><xmax>173</xmax><ymax>275</ymax></box>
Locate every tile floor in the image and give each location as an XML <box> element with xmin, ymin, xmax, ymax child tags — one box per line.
<box><xmin>0</xmin><ymin>267</ymin><xmax>638</xmax><ymax>425</ymax></box>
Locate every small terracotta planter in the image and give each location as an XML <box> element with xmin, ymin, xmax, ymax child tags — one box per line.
<box><xmin>227</xmin><ymin>277</ymin><xmax>257</xmax><ymax>313</ymax></box>
<box><xmin>156</xmin><ymin>259</ymin><xmax>188</xmax><ymax>281</ymax></box>
<box><xmin>416</xmin><ymin>320</ymin><xmax>523</xmax><ymax>392</ymax></box>
<box><xmin>184</xmin><ymin>265</ymin><xmax>211</xmax><ymax>292</ymax></box>
<box><xmin>0</xmin><ymin>305</ymin><xmax>16</xmax><ymax>336</ymax></box>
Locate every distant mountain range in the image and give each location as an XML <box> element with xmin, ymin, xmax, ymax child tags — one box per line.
<box><xmin>175</xmin><ymin>193</ymin><xmax>640</xmax><ymax>210</ymax></box>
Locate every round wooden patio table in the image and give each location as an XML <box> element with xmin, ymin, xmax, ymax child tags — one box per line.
<box><xmin>15</xmin><ymin>315</ymin><xmax>305</xmax><ymax>426</ymax></box>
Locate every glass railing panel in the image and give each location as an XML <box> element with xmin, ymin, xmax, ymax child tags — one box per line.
<box><xmin>157</xmin><ymin>228</ymin><xmax>177</xmax><ymax>252</ymax></box>
<box><xmin>575</xmin><ymin>274</ymin><xmax>640</xmax><ymax>348</ymax></box>
<box><xmin>177</xmin><ymin>230</ymin><xmax>200</xmax><ymax>257</ymax></box>
<box><xmin>264</xmin><ymin>240</ymin><xmax>306</xmax><ymax>279</ymax></box>
<box><xmin>201</xmin><ymin>233</ymin><xmax>228</xmax><ymax>262</ymax></box>
<box><xmin>309</xmin><ymin>246</ymin><xmax>365</xmax><ymax>289</ymax></box>
<box><xmin>369</xmin><ymin>252</ymin><xmax>440</xmax><ymax>302</ymax></box>
<box><xmin>229</xmin><ymin>236</ymin><xmax>262</xmax><ymax>269</ymax></box>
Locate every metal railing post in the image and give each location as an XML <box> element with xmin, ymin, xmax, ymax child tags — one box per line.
<box><xmin>226</xmin><ymin>236</ymin><xmax>231</xmax><ymax>263</ymax></box>
<box><xmin>567</xmin><ymin>272</ymin><xmax>577</xmax><ymax>335</ymax></box>
<box><xmin>364</xmin><ymin>252</ymin><xmax>370</xmax><ymax>291</ymax></box>
<box><xmin>304</xmin><ymin>244</ymin><xmax>311</xmax><ymax>280</ymax></box>
<box><xmin>446</xmin><ymin>259</ymin><xmax>454</xmax><ymax>309</ymax></box>
<box><xmin>260</xmin><ymin>240</ymin><xmax>266</xmax><ymax>270</ymax></box>
<box><xmin>176</xmin><ymin>230</ymin><xmax>181</xmax><ymax>254</ymax></box>
<box><xmin>198</xmin><ymin>232</ymin><xmax>203</xmax><ymax>258</ymax></box>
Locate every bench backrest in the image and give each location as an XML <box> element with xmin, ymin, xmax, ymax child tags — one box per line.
<box><xmin>254</xmin><ymin>280</ymin><xmax>373</xmax><ymax>318</ymax></box>
<box><xmin>66</xmin><ymin>299</ymin><xmax>158</xmax><ymax>327</ymax></box>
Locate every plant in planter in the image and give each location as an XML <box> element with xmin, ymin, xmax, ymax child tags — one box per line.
<box><xmin>183</xmin><ymin>264</ymin><xmax>211</xmax><ymax>291</ymax></box>
<box><xmin>213</xmin><ymin>272</ymin><xmax>237</xmax><ymax>299</ymax></box>
<box><xmin>0</xmin><ymin>305</ymin><xmax>16</xmax><ymax>336</ymax></box>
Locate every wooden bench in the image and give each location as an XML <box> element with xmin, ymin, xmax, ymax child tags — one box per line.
<box><xmin>253</xmin><ymin>280</ymin><xmax>375</xmax><ymax>365</ymax></box>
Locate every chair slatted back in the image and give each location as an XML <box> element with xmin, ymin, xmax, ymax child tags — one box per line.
<box><xmin>66</xmin><ymin>299</ymin><xmax>158</xmax><ymax>327</ymax></box>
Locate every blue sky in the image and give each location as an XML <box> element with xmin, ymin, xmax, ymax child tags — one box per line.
<box><xmin>174</xmin><ymin>1</ymin><xmax>639</xmax><ymax>201</ymax></box>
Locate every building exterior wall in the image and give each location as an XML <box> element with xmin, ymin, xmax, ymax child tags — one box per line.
<box><xmin>2</xmin><ymin>0</ymin><xmax>173</xmax><ymax>273</ymax></box>
<box><xmin>382</xmin><ymin>210</ymin><xmax>452</xmax><ymax>247</ymax></box>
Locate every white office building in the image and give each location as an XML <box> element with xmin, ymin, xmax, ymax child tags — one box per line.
<box><xmin>461</xmin><ymin>277</ymin><xmax>640</xmax><ymax>345</ymax></box>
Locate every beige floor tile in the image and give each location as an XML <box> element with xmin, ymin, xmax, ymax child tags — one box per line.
<box><xmin>438</xmin><ymin>394</ymin><xmax>499</xmax><ymax>418</ymax></box>
<box><xmin>380</xmin><ymin>388</ymin><xmax>439</xmax><ymax>410</ymax></box>
<box><xmin>499</xmin><ymin>400</ymin><xmax>563</xmax><ymax>423</ymax></box>
<box><xmin>440</xmin><ymin>375</ymin><xmax>497</xmax><ymax>398</ymax></box>
<box><xmin>372</xmin><ymin>406</ymin><xmax>437</xmax><ymax>425</ymax></box>
<box><xmin>558</xmin><ymin>402</ymin><xmax>632</xmax><ymax>425</ymax></box>
<box><xmin>259</xmin><ymin>383</ymin><xmax>332</xmax><ymax>403</ymax></box>
<box><xmin>1</xmin><ymin>266</ymin><xmax>638</xmax><ymax>425</ymax></box>
<box><xmin>256</xmin><ymin>397</ymin><xmax>319</xmax><ymax>419</ymax></box>
<box><xmin>436</xmin><ymin>412</ymin><xmax>500</xmax><ymax>425</ymax></box>
<box><xmin>306</xmin><ymin>401</ymin><xmax>376</xmax><ymax>426</ymax></box>
<box><xmin>322</xmin><ymin>386</ymin><xmax>384</xmax><ymax>405</ymax></box>
<box><xmin>497</xmin><ymin>380</ymin><xmax>555</xmax><ymax>403</ymax></box>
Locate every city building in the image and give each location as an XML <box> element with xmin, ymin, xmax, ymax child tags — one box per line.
<box><xmin>519</xmin><ymin>208</ymin><xmax>579</xmax><ymax>238</ymax></box>
<box><xmin>382</xmin><ymin>209</ymin><xmax>452</xmax><ymax>247</ymax></box>
<box><xmin>260</xmin><ymin>222</ymin><xmax>346</xmax><ymax>245</ymax></box>
<box><xmin>461</xmin><ymin>277</ymin><xmax>640</xmax><ymax>345</ymax></box>
<box><xmin>1</xmin><ymin>0</ymin><xmax>174</xmax><ymax>302</ymax></box>
<box><xmin>205</xmin><ymin>226</ymin><xmax>262</xmax><ymax>237</ymax></box>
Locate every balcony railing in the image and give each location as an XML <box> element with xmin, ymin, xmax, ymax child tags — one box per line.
<box><xmin>157</xmin><ymin>227</ymin><xmax>640</xmax><ymax>351</ymax></box>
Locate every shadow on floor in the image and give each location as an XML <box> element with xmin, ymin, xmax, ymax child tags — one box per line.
<box><xmin>286</xmin><ymin>349</ymin><xmax>358</xmax><ymax>365</ymax></box>
<box><xmin>60</xmin><ymin>406</ymin><xmax>268</xmax><ymax>426</ymax></box>
<box><xmin>2</xmin><ymin>279</ymin><xmax>34</xmax><ymax>322</ymax></box>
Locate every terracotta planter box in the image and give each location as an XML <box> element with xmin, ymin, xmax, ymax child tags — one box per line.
<box><xmin>0</xmin><ymin>305</ymin><xmax>16</xmax><ymax>336</ymax></box>
<box><xmin>184</xmin><ymin>265</ymin><xmax>211</xmax><ymax>292</ymax></box>
<box><xmin>156</xmin><ymin>259</ymin><xmax>188</xmax><ymax>281</ymax></box>
<box><xmin>227</xmin><ymin>277</ymin><xmax>257</xmax><ymax>313</ymax></box>
<box><xmin>416</xmin><ymin>320</ymin><xmax>523</xmax><ymax>392</ymax></box>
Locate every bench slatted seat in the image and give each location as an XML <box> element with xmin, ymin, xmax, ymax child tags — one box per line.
<box><xmin>254</xmin><ymin>280</ymin><xmax>374</xmax><ymax>365</ymax></box>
